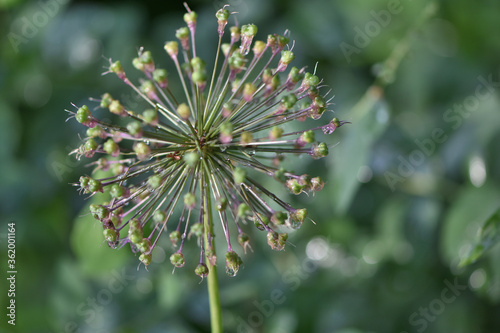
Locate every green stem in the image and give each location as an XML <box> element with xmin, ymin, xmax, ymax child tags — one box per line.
<box><xmin>207</xmin><ymin>253</ymin><xmax>222</xmax><ymax>333</ymax></box>
<box><xmin>204</xmin><ymin>172</ymin><xmax>223</xmax><ymax>333</ymax></box>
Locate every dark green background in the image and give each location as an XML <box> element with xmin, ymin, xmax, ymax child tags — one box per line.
<box><xmin>1</xmin><ymin>0</ymin><xmax>500</xmax><ymax>332</ymax></box>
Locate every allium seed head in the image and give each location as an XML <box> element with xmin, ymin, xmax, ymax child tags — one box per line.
<box><xmin>68</xmin><ymin>4</ymin><xmax>348</xmax><ymax>276</ymax></box>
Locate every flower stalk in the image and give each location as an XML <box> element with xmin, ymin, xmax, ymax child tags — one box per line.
<box><xmin>203</xmin><ymin>182</ymin><xmax>223</xmax><ymax>333</ymax></box>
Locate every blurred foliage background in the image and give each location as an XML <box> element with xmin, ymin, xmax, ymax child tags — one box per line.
<box><xmin>1</xmin><ymin>0</ymin><xmax>500</xmax><ymax>332</ymax></box>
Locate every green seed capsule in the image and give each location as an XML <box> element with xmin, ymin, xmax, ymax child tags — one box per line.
<box><xmin>152</xmin><ymin>69</ymin><xmax>167</xmax><ymax>87</ymax></box>
<box><xmin>170</xmin><ymin>252</ymin><xmax>185</xmax><ymax>267</ymax></box>
<box><xmin>90</xmin><ymin>204</ymin><xmax>109</xmax><ymax>220</ymax></box>
<box><xmin>139</xmin><ymin>51</ymin><xmax>153</xmax><ymax>65</ymax></box>
<box><xmin>183</xmin><ymin>151</ymin><xmax>199</xmax><ymax>168</ymax></box>
<box><xmin>86</xmin><ymin>126</ymin><xmax>105</xmax><ymax>138</ymax></box>
<box><xmin>289</xmin><ymin>208</ymin><xmax>307</xmax><ymax>229</ymax></box>
<box><xmin>300</xmin><ymin>130</ymin><xmax>315</xmax><ymax>144</ymax></box>
<box><xmin>88</xmin><ymin>178</ymin><xmax>103</xmax><ymax>193</ymax></box>
<box><xmin>109</xmin><ymin>99</ymin><xmax>125</xmax><ymax>116</ymax></box>
<box><xmin>132</xmin><ymin>57</ymin><xmax>144</xmax><ymax>71</ymax></box>
<box><xmin>103</xmin><ymin>139</ymin><xmax>119</xmax><ymax>157</ymax></box>
<box><xmin>133</xmin><ymin>142</ymin><xmax>151</xmax><ymax>160</ymax></box>
<box><xmin>310</xmin><ymin>142</ymin><xmax>328</xmax><ymax>159</ymax></box>
<box><xmin>216</xmin><ymin>197</ymin><xmax>228</xmax><ymax>211</ymax></box>
<box><xmin>153</xmin><ymin>210</ymin><xmax>166</xmax><ymax>224</ymax></box>
<box><xmin>195</xmin><ymin>263</ymin><xmax>209</xmax><ymax>278</ymax></box>
<box><xmin>183</xmin><ymin>11</ymin><xmax>197</xmax><ymax>25</ymax></box>
<box><xmin>189</xmin><ymin>223</ymin><xmax>203</xmax><ymax>238</ymax></box>
<box><xmin>142</xmin><ymin>109</ymin><xmax>158</xmax><ymax>125</ymax></box>
<box><xmin>169</xmin><ymin>230</ymin><xmax>181</xmax><ymax>246</ymax></box>
<box><xmin>238</xmin><ymin>233</ymin><xmax>251</xmax><ymax>253</ymax></box>
<box><xmin>184</xmin><ymin>193</ymin><xmax>196</xmax><ymax>209</ymax></box>
<box><xmin>103</xmin><ymin>228</ymin><xmax>118</xmax><ymax>243</ymax></box>
<box><xmin>137</xmin><ymin>238</ymin><xmax>151</xmax><ymax>253</ymax></box>
<box><xmin>128</xmin><ymin>218</ymin><xmax>143</xmax><ymax>244</ymax></box>
<box><xmin>76</xmin><ymin>105</ymin><xmax>91</xmax><ymax>125</ymax></box>
<box><xmin>303</xmin><ymin>72</ymin><xmax>319</xmax><ymax>88</ymax></box>
<box><xmin>127</xmin><ymin>121</ymin><xmax>142</xmax><ymax>137</ymax></box>
<box><xmin>177</xmin><ymin>103</ymin><xmax>191</xmax><ymax>120</ymax></box>
<box><xmin>100</xmin><ymin>93</ymin><xmax>113</xmax><ymax>108</ymax></box>
<box><xmin>128</xmin><ymin>228</ymin><xmax>143</xmax><ymax>244</ymax></box>
<box><xmin>190</xmin><ymin>57</ymin><xmax>206</xmax><ymax>71</ymax></box>
<box><xmin>216</xmin><ymin>8</ymin><xmax>229</xmax><ymax>21</ymax></box>
<box><xmin>237</xmin><ymin>203</ymin><xmax>250</xmax><ymax>218</ymax></box>
<box><xmin>176</xmin><ymin>27</ymin><xmax>189</xmax><ymax>40</ymax></box>
<box><xmin>139</xmin><ymin>253</ymin><xmax>152</xmax><ymax>266</ymax></box>
<box><xmin>148</xmin><ymin>174</ymin><xmax>162</xmax><ymax>189</ymax></box>
<box><xmin>192</xmin><ymin>70</ymin><xmax>207</xmax><ymax>86</ymax></box>
<box><xmin>278</xmin><ymin>50</ymin><xmax>294</xmax><ymax>67</ymax></box>
<box><xmin>110</xmin><ymin>61</ymin><xmax>124</xmax><ymax>77</ymax></box>
<box><xmin>110</xmin><ymin>184</ymin><xmax>125</xmax><ymax>198</ymax></box>
<box><xmin>286</xmin><ymin>178</ymin><xmax>304</xmax><ymax>195</ymax></box>
<box><xmin>79</xmin><ymin>176</ymin><xmax>89</xmax><ymax>188</ymax></box>
<box><xmin>164</xmin><ymin>41</ymin><xmax>179</xmax><ymax>58</ymax></box>
<box><xmin>271</xmin><ymin>211</ymin><xmax>287</xmax><ymax>225</ymax></box>
<box><xmin>233</xmin><ymin>167</ymin><xmax>246</xmax><ymax>184</ymax></box>
<box><xmin>242</xmin><ymin>24</ymin><xmax>257</xmax><ymax>37</ymax></box>
<box><xmin>84</xmin><ymin>138</ymin><xmax>98</xmax><ymax>152</ymax></box>
<box><xmin>225</xmin><ymin>251</ymin><xmax>243</xmax><ymax>277</ymax></box>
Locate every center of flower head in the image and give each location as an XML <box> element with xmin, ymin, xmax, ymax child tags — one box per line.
<box><xmin>69</xmin><ymin>4</ymin><xmax>348</xmax><ymax>277</ymax></box>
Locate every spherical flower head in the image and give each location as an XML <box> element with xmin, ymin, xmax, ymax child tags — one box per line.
<box><xmin>68</xmin><ymin>4</ymin><xmax>348</xmax><ymax>277</ymax></box>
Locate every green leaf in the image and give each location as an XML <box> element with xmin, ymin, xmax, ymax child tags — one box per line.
<box><xmin>329</xmin><ymin>87</ymin><xmax>389</xmax><ymax>214</ymax></box>
<box><xmin>459</xmin><ymin>207</ymin><xmax>500</xmax><ymax>267</ymax></box>
<box><xmin>70</xmin><ymin>177</ymin><xmax>130</xmax><ymax>276</ymax></box>
<box><xmin>440</xmin><ymin>183</ymin><xmax>500</xmax><ymax>266</ymax></box>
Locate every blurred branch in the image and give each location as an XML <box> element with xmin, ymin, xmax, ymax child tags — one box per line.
<box><xmin>375</xmin><ymin>2</ymin><xmax>438</xmax><ymax>87</ymax></box>
<box><xmin>351</xmin><ymin>2</ymin><xmax>438</xmax><ymax>120</ymax></box>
